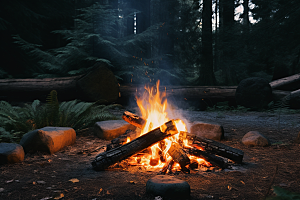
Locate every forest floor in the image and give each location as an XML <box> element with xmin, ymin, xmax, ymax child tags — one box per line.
<box><xmin>0</xmin><ymin>108</ymin><xmax>300</xmax><ymax>200</ymax></box>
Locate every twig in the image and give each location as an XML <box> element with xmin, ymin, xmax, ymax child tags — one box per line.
<box><xmin>264</xmin><ymin>165</ymin><xmax>278</xmax><ymax>200</ymax></box>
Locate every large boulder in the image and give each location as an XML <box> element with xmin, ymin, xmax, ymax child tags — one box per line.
<box><xmin>20</xmin><ymin>127</ymin><xmax>76</xmax><ymax>154</ymax></box>
<box><xmin>235</xmin><ymin>77</ymin><xmax>272</xmax><ymax>110</ymax></box>
<box><xmin>94</xmin><ymin>120</ymin><xmax>136</xmax><ymax>140</ymax></box>
<box><xmin>0</xmin><ymin>143</ymin><xmax>24</xmax><ymax>164</ymax></box>
<box><xmin>190</xmin><ymin>121</ymin><xmax>224</xmax><ymax>141</ymax></box>
<box><xmin>242</xmin><ymin>131</ymin><xmax>270</xmax><ymax>147</ymax></box>
<box><xmin>146</xmin><ymin>175</ymin><xmax>190</xmax><ymax>199</ymax></box>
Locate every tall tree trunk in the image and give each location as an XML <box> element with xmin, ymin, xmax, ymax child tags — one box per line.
<box><xmin>243</xmin><ymin>0</ymin><xmax>249</xmax><ymax>28</ymax></box>
<box><xmin>220</xmin><ymin>0</ymin><xmax>236</xmax><ymax>85</ymax></box>
<box><xmin>198</xmin><ymin>0</ymin><xmax>216</xmax><ymax>85</ymax></box>
<box><xmin>214</xmin><ymin>0</ymin><xmax>219</xmax><ymax>71</ymax></box>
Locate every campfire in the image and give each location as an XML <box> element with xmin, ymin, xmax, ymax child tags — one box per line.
<box><xmin>92</xmin><ymin>81</ymin><xmax>244</xmax><ymax>173</ymax></box>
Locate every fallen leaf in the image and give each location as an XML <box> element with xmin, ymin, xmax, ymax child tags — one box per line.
<box><xmin>48</xmin><ymin>159</ymin><xmax>52</xmax><ymax>162</ymax></box>
<box><xmin>241</xmin><ymin>181</ymin><xmax>245</xmax><ymax>185</ymax></box>
<box><xmin>129</xmin><ymin>181</ymin><xmax>135</xmax><ymax>184</ymax></box>
<box><xmin>6</xmin><ymin>179</ymin><xmax>14</xmax><ymax>183</ymax></box>
<box><xmin>69</xmin><ymin>178</ymin><xmax>79</xmax><ymax>183</ymax></box>
<box><xmin>54</xmin><ymin>193</ymin><xmax>64</xmax><ymax>200</ymax></box>
<box><xmin>106</xmin><ymin>190</ymin><xmax>110</xmax><ymax>195</ymax></box>
<box><xmin>37</xmin><ymin>181</ymin><xmax>46</xmax><ymax>184</ymax></box>
<box><xmin>0</xmin><ymin>188</ymin><xmax>4</xmax><ymax>192</ymax></box>
<box><xmin>33</xmin><ymin>182</ymin><xmax>36</xmax><ymax>185</ymax></box>
<box><xmin>98</xmin><ymin>188</ymin><xmax>103</xmax><ymax>194</ymax></box>
<box><xmin>228</xmin><ymin>185</ymin><xmax>232</xmax><ymax>191</ymax></box>
<box><xmin>40</xmin><ymin>197</ymin><xmax>52</xmax><ymax>200</ymax></box>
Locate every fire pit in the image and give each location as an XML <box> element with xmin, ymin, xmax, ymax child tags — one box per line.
<box><xmin>92</xmin><ymin>81</ymin><xmax>244</xmax><ymax>173</ymax></box>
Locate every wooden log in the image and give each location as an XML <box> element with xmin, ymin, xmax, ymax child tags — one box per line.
<box><xmin>122</xmin><ymin>111</ymin><xmax>146</xmax><ymax>129</ymax></box>
<box><xmin>180</xmin><ymin>132</ymin><xmax>244</xmax><ymax>163</ymax></box>
<box><xmin>120</xmin><ymin>85</ymin><xmax>237</xmax><ymax>99</ymax></box>
<box><xmin>272</xmin><ymin>90</ymin><xmax>291</xmax><ymax>102</ymax></box>
<box><xmin>187</xmin><ymin>148</ymin><xmax>227</xmax><ymax>169</ymax></box>
<box><xmin>123</xmin><ymin>111</ymin><xmax>244</xmax><ymax>163</ymax></box>
<box><xmin>92</xmin><ymin>120</ymin><xmax>178</xmax><ymax>171</ymax></box>
<box><xmin>0</xmin><ymin>62</ymin><xmax>119</xmax><ymax>103</ymax></box>
<box><xmin>106</xmin><ymin>129</ymin><xmax>138</xmax><ymax>151</ymax></box>
<box><xmin>269</xmin><ymin>73</ymin><xmax>300</xmax><ymax>91</ymax></box>
<box><xmin>167</xmin><ymin>142</ymin><xmax>190</xmax><ymax>168</ymax></box>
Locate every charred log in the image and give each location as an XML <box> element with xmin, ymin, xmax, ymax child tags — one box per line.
<box><xmin>180</xmin><ymin>132</ymin><xmax>244</xmax><ymax>163</ymax></box>
<box><xmin>122</xmin><ymin>111</ymin><xmax>146</xmax><ymax>129</ymax></box>
<box><xmin>92</xmin><ymin>120</ymin><xmax>178</xmax><ymax>171</ymax></box>
<box><xmin>187</xmin><ymin>148</ymin><xmax>227</xmax><ymax>169</ymax></box>
<box><xmin>167</xmin><ymin>142</ymin><xmax>190</xmax><ymax>168</ymax></box>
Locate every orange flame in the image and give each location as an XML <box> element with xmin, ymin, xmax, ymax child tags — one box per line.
<box><xmin>134</xmin><ymin>80</ymin><xmax>209</xmax><ymax>170</ymax></box>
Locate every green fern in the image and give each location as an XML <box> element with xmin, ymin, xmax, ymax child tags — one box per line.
<box><xmin>266</xmin><ymin>186</ymin><xmax>300</xmax><ymax>200</ymax></box>
<box><xmin>0</xmin><ymin>91</ymin><xmax>119</xmax><ymax>142</ymax></box>
<box><xmin>46</xmin><ymin>90</ymin><xmax>59</xmax><ymax>126</ymax></box>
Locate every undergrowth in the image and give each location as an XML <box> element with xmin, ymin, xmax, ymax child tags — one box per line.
<box><xmin>0</xmin><ymin>90</ymin><xmax>119</xmax><ymax>143</ymax></box>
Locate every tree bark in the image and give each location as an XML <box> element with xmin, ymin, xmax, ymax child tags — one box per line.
<box><xmin>92</xmin><ymin>120</ymin><xmax>178</xmax><ymax>170</ymax></box>
<box><xmin>0</xmin><ymin>62</ymin><xmax>119</xmax><ymax>103</ymax></box>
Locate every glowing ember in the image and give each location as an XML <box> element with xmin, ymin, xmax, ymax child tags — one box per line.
<box><xmin>126</xmin><ymin>80</ymin><xmax>210</xmax><ymax>171</ymax></box>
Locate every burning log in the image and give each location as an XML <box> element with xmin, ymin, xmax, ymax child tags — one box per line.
<box><xmin>106</xmin><ymin>129</ymin><xmax>138</xmax><ymax>151</ymax></box>
<box><xmin>180</xmin><ymin>132</ymin><xmax>244</xmax><ymax>163</ymax></box>
<box><xmin>92</xmin><ymin>120</ymin><xmax>178</xmax><ymax>171</ymax></box>
<box><xmin>161</xmin><ymin>160</ymin><xmax>175</xmax><ymax>174</ymax></box>
<box><xmin>167</xmin><ymin>142</ymin><xmax>190</xmax><ymax>169</ymax></box>
<box><xmin>187</xmin><ymin>148</ymin><xmax>227</xmax><ymax>169</ymax></box>
<box><xmin>122</xmin><ymin>110</ymin><xmax>244</xmax><ymax>165</ymax></box>
<box><xmin>122</xmin><ymin>111</ymin><xmax>146</xmax><ymax>129</ymax></box>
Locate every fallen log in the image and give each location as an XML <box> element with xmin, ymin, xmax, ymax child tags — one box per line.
<box><xmin>92</xmin><ymin>120</ymin><xmax>178</xmax><ymax>171</ymax></box>
<box><xmin>179</xmin><ymin>132</ymin><xmax>244</xmax><ymax>163</ymax></box>
<box><xmin>0</xmin><ymin>62</ymin><xmax>119</xmax><ymax>103</ymax></box>
<box><xmin>269</xmin><ymin>73</ymin><xmax>300</xmax><ymax>91</ymax></box>
<box><xmin>118</xmin><ymin>85</ymin><xmax>238</xmax><ymax>108</ymax></box>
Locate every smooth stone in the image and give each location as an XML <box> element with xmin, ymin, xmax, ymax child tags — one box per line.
<box><xmin>190</xmin><ymin>121</ymin><xmax>224</xmax><ymax>140</ymax></box>
<box><xmin>146</xmin><ymin>175</ymin><xmax>190</xmax><ymax>199</ymax></box>
<box><xmin>20</xmin><ymin>127</ymin><xmax>76</xmax><ymax>154</ymax></box>
<box><xmin>242</xmin><ymin>131</ymin><xmax>270</xmax><ymax>147</ymax></box>
<box><xmin>0</xmin><ymin>143</ymin><xmax>25</xmax><ymax>164</ymax></box>
<box><xmin>94</xmin><ymin>120</ymin><xmax>136</xmax><ymax>140</ymax></box>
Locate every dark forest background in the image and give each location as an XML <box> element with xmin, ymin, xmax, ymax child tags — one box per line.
<box><xmin>0</xmin><ymin>0</ymin><xmax>299</xmax><ymax>86</ymax></box>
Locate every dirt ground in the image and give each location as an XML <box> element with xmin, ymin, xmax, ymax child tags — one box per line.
<box><xmin>1</xmin><ymin>109</ymin><xmax>300</xmax><ymax>200</ymax></box>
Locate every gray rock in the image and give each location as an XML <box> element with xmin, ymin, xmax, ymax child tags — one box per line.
<box><xmin>20</xmin><ymin>127</ymin><xmax>76</xmax><ymax>154</ymax></box>
<box><xmin>0</xmin><ymin>143</ymin><xmax>24</xmax><ymax>164</ymax></box>
<box><xmin>190</xmin><ymin>121</ymin><xmax>224</xmax><ymax>140</ymax></box>
<box><xmin>242</xmin><ymin>131</ymin><xmax>270</xmax><ymax>147</ymax></box>
<box><xmin>94</xmin><ymin>120</ymin><xmax>136</xmax><ymax>140</ymax></box>
<box><xmin>146</xmin><ymin>175</ymin><xmax>190</xmax><ymax>199</ymax></box>
<box><xmin>235</xmin><ymin>77</ymin><xmax>272</xmax><ymax>110</ymax></box>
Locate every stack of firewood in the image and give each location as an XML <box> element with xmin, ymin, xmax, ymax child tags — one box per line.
<box><xmin>92</xmin><ymin>111</ymin><xmax>244</xmax><ymax>172</ymax></box>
